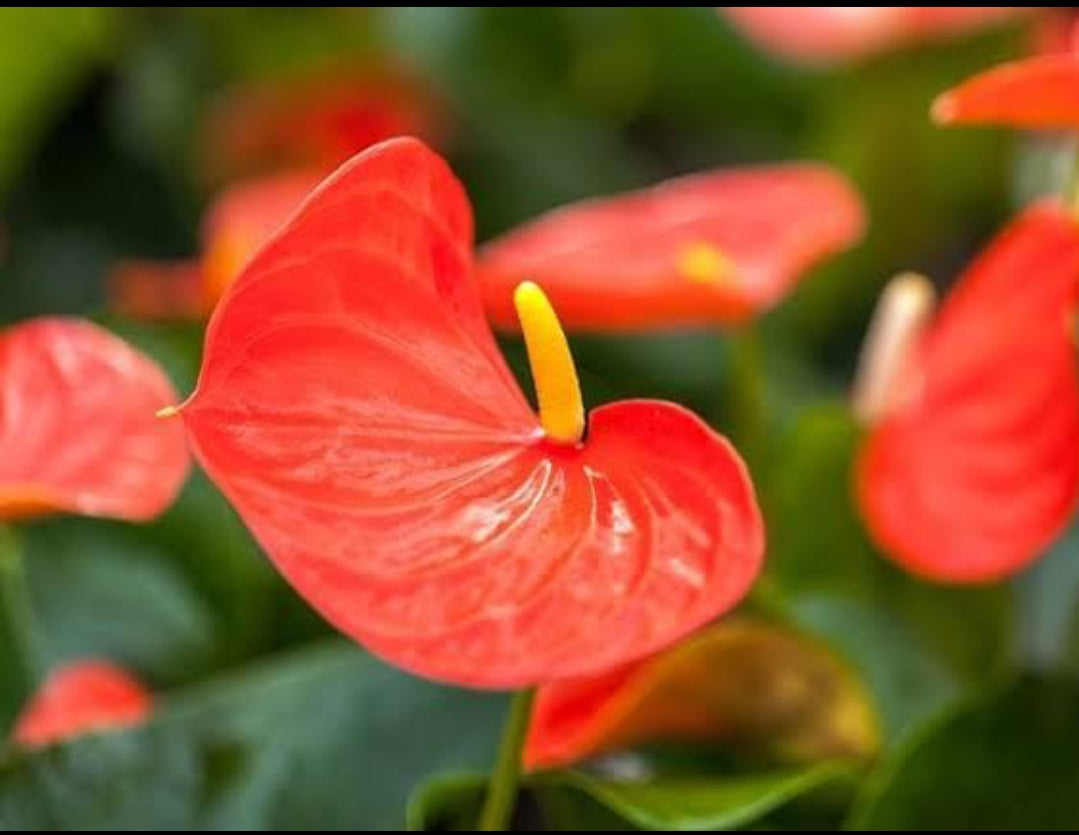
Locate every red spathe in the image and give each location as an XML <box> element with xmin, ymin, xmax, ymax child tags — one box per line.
<box><xmin>477</xmin><ymin>164</ymin><xmax>864</xmax><ymax>331</ymax></box>
<box><xmin>0</xmin><ymin>318</ymin><xmax>189</xmax><ymax>522</ymax></box>
<box><xmin>180</xmin><ymin>138</ymin><xmax>765</xmax><ymax>688</ymax></box>
<box><xmin>13</xmin><ymin>661</ymin><xmax>152</xmax><ymax>748</ymax></box>
<box><xmin>934</xmin><ymin>54</ymin><xmax>1079</xmax><ymax>129</ymax></box>
<box><xmin>858</xmin><ymin>202</ymin><xmax>1079</xmax><ymax>582</ymax></box>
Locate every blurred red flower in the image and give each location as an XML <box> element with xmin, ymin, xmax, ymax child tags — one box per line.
<box><xmin>857</xmin><ymin>202</ymin><xmax>1079</xmax><ymax>582</ymax></box>
<box><xmin>12</xmin><ymin>661</ymin><xmax>152</xmax><ymax>748</ymax></box>
<box><xmin>476</xmin><ymin>165</ymin><xmax>864</xmax><ymax>332</ymax></box>
<box><xmin>934</xmin><ymin>19</ymin><xmax>1079</xmax><ymax>129</ymax></box>
<box><xmin>199</xmin><ymin>66</ymin><xmax>441</xmax><ymax>186</ymax></box>
<box><xmin>111</xmin><ymin>170</ymin><xmax>319</xmax><ymax>320</ymax></box>
<box><xmin>171</xmin><ymin>137</ymin><xmax>765</xmax><ymax>688</ymax></box>
<box><xmin>0</xmin><ymin>318</ymin><xmax>189</xmax><ymax>522</ymax></box>
<box><xmin>723</xmin><ymin>7</ymin><xmax>1022</xmax><ymax>65</ymax></box>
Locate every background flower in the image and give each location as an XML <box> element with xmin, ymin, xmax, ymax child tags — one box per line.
<box><xmin>722</xmin><ymin>7</ymin><xmax>1022</xmax><ymax>65</ymax></box>
<box><xmin>857</xmin><ymin>203</ymin><xmax>1079</xmax><ymax>582</ymax></box>
<box><xmin>477</xmin><ymin>164</ymin><xmax>864</xmax><ymax>331</ymax></box>
<box><xmin>0</xmin><ymin>317</ymin><xmax>189</xmax><ymax>522</ymax></box>
<box><xmin>12</xmin><ymin>660</ymin><xmax>151</xmax><ymax>748</ymax></box>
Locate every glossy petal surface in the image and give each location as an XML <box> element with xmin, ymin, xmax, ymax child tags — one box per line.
<box><xmin>0</xmin><ymin>318</ymin><xmax>189</xmax><ymax>521</ymax></box>
<box><xmin>933</xmin><ymin>55</ymin><xmax>1079</xmax><ymax>129</ymax></box>
<box><xmin>858</xmin><ymin>203</ymin><xmax>1079</xmax><ymax>582</ymax></box>
<box><xmin>723</xmin><ymin>7</ymin><xmax>1020</xmax><ymax>65</ymax></box>
<box><xmin>12</xmin><ymin>661</ymin><xmax>152</xmax><ymax>748</ymax></box>
<box><xmin>181</xmin><ymin>138</ymin><xmax>764</xmax><ymax>687</ymax></box>
<box><xmin>477</xmin><ymin>165</ymin><xmax>864</xmax><ymax>331</ymax></box>
<box><xmin>525</xmin><ymin>619</ymin><xmax>877</xmax><ymax>770</ymax></box>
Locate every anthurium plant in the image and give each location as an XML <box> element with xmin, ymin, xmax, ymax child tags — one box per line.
<box><xmin>2</xmin><ymin>7</ymin><xmax>1079</xmax><ymax>833</ymax></box>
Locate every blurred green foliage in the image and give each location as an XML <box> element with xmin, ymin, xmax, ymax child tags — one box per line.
<box><xmin>759</xmin><ymin>406</ymin><xmax>1012</xmax><ymax>742</ymax></box>
<box><xmin>0</xmin><ymin>9</ymin><xmax>114</xmax><ymax>198</ymax></box>
<box><xmin>0</xmin><ymin>7</ymin><xmax>1072</xmax><ymax>831</ymax></box>
<box><xmin>0</xmin><ymin>645</ymin><xmax>504</xmax><ymax>829</ymax></box>
<box><xmin>850</xmin><ymin>678</ymin><xmax>1079</xmax><ymax>829</ymax></box>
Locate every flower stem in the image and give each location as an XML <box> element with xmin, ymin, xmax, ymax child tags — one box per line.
<box><xmin>1066</xmin><ymin>135</ymin><xmax>1079</xmax><ymax>218</ymax></box>
<box><xmin>477</xmin><ymin>687</ymin><xmax>535</xmax><ymax>831</ymax></box>
<box><xmin>721</xmin><ymin>325</ymin><xmax>767</xmax><ymax>470</ymax></box>
<box><xmin>0</xmin><ymin>525</ymin><xmax>45</xmax><ymax>732</ymax></box>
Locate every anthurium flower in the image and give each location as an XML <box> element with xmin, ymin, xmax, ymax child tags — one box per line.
<box><xmin>856</xmin><ymin>202</ymin><xmax>1079</xmax><ymax>582</ymax></box>
<box><xmin>170</xmin><ymin>137</ymin><xmax>765</xmax><ymax>688</ymax></box>
<box><xmin>12</xmin><ymin>660</ymin><xmax>152</xmax><ymax>748</ymax></box>
<box><xmin>933</xmin><ymin>22</ymin><xmax>1079</xmax><ymax>129</ymax></box>
<box><xmin>111</xmin><ymin>171</ymin><xmax>319</xmax><ymax>320</ymax></box>
<box><xmin>524</xmin><ymin>618</ymin><xmax>878</xmax><ymax>771</ymax></box>
<box><xmin>199</xmin><ymin>66</ymin><xmax>439</xmax><ymax>185</ymax></box>
<box><xmin>476</xmin><ymin>165</ymin><xmax>865</xmax><ymax>332</ymax></box>
<box><xmin>722</xmin><ymin>7</ymin><xmax>1022</xmax><ymax>66</ymax></box>
<box><xmin>0</xmin><ymin>318</ymin><xmax>189</xmax><ymax>522</ymax></box>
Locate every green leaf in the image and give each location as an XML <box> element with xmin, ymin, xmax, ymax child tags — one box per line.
<box><xmin>0</xmin><ymin>8</ymin><xmax>115</xmax><ymax>197</ymax></box>
<box><xmin>0</xmin><ymin>642</ymin><xmax>505</xmax><ymax>830</ymax></box>
<box><xmin>761</xmin><ymin>404</ymin><xmax>1012</xmax><ymax>742</ymax></box>
<box><xmin>20</xmin><ymin>518</ymin><xmax>217</xmax><ymax>685</ymax></box>
<box><xmin>535</xmin><ymin>763</ymin><xmax>853</xmax><ymax>831</ymax></box>
<box><xmin>850</xmin><ymin>677</ymin><xmax>1079</xmax><ymax>829</ymax></box>
<box><xmin>0</xmin><ymin>729</ymin><xmax>207</xmax><ymax>830</ymax></box>
<box><xmin>405</xmin><ymin>771</ymin><xmax>487</xmax><ymax>831</ymax></box>
<box><xmin>0</xmin><ymin>527</ymin><xmax>42</xmax><ymax>732</ymax></box>
<box><xmin>137</xmin><ymin>471</ymin><xmax>281</xmax><ymax>660</ymax></box>
<box><xmin>534</xmin><ymin>775</ymin><xmax>645</xmax><ymax>831</ymax></box>
<box><xmin>17</xmin><ymin>472</ymin><xmax>286</xmax><ymax>679</ymax></box>
<box><xmin>405</xmin><ymin>763</ymin><xmax>855</xmax><ymax>831</ymax></box>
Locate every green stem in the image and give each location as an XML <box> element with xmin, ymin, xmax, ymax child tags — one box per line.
<box><xmin>746</xmin><ymin>573</ymin><xmax>792</xmax><ymax>625</ymax></box>
<box><xmin>0</xmin><ymin>525</ymin><xmax>45</xmax><ymax>732</ymax></box>
<box><xmin>1067</xmin><ymin>136</ymin><xmax>1079</xmax><ymax>217</ymax></box>
<box><xmin>477</xmin><ymin>688</ymin><xmax>535</xmax><ymax>831</ymax></box>
<box><xmin>722</xmin><ymin>325</ymin><xmax>768</xmax><ymax>472</ymax></box>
